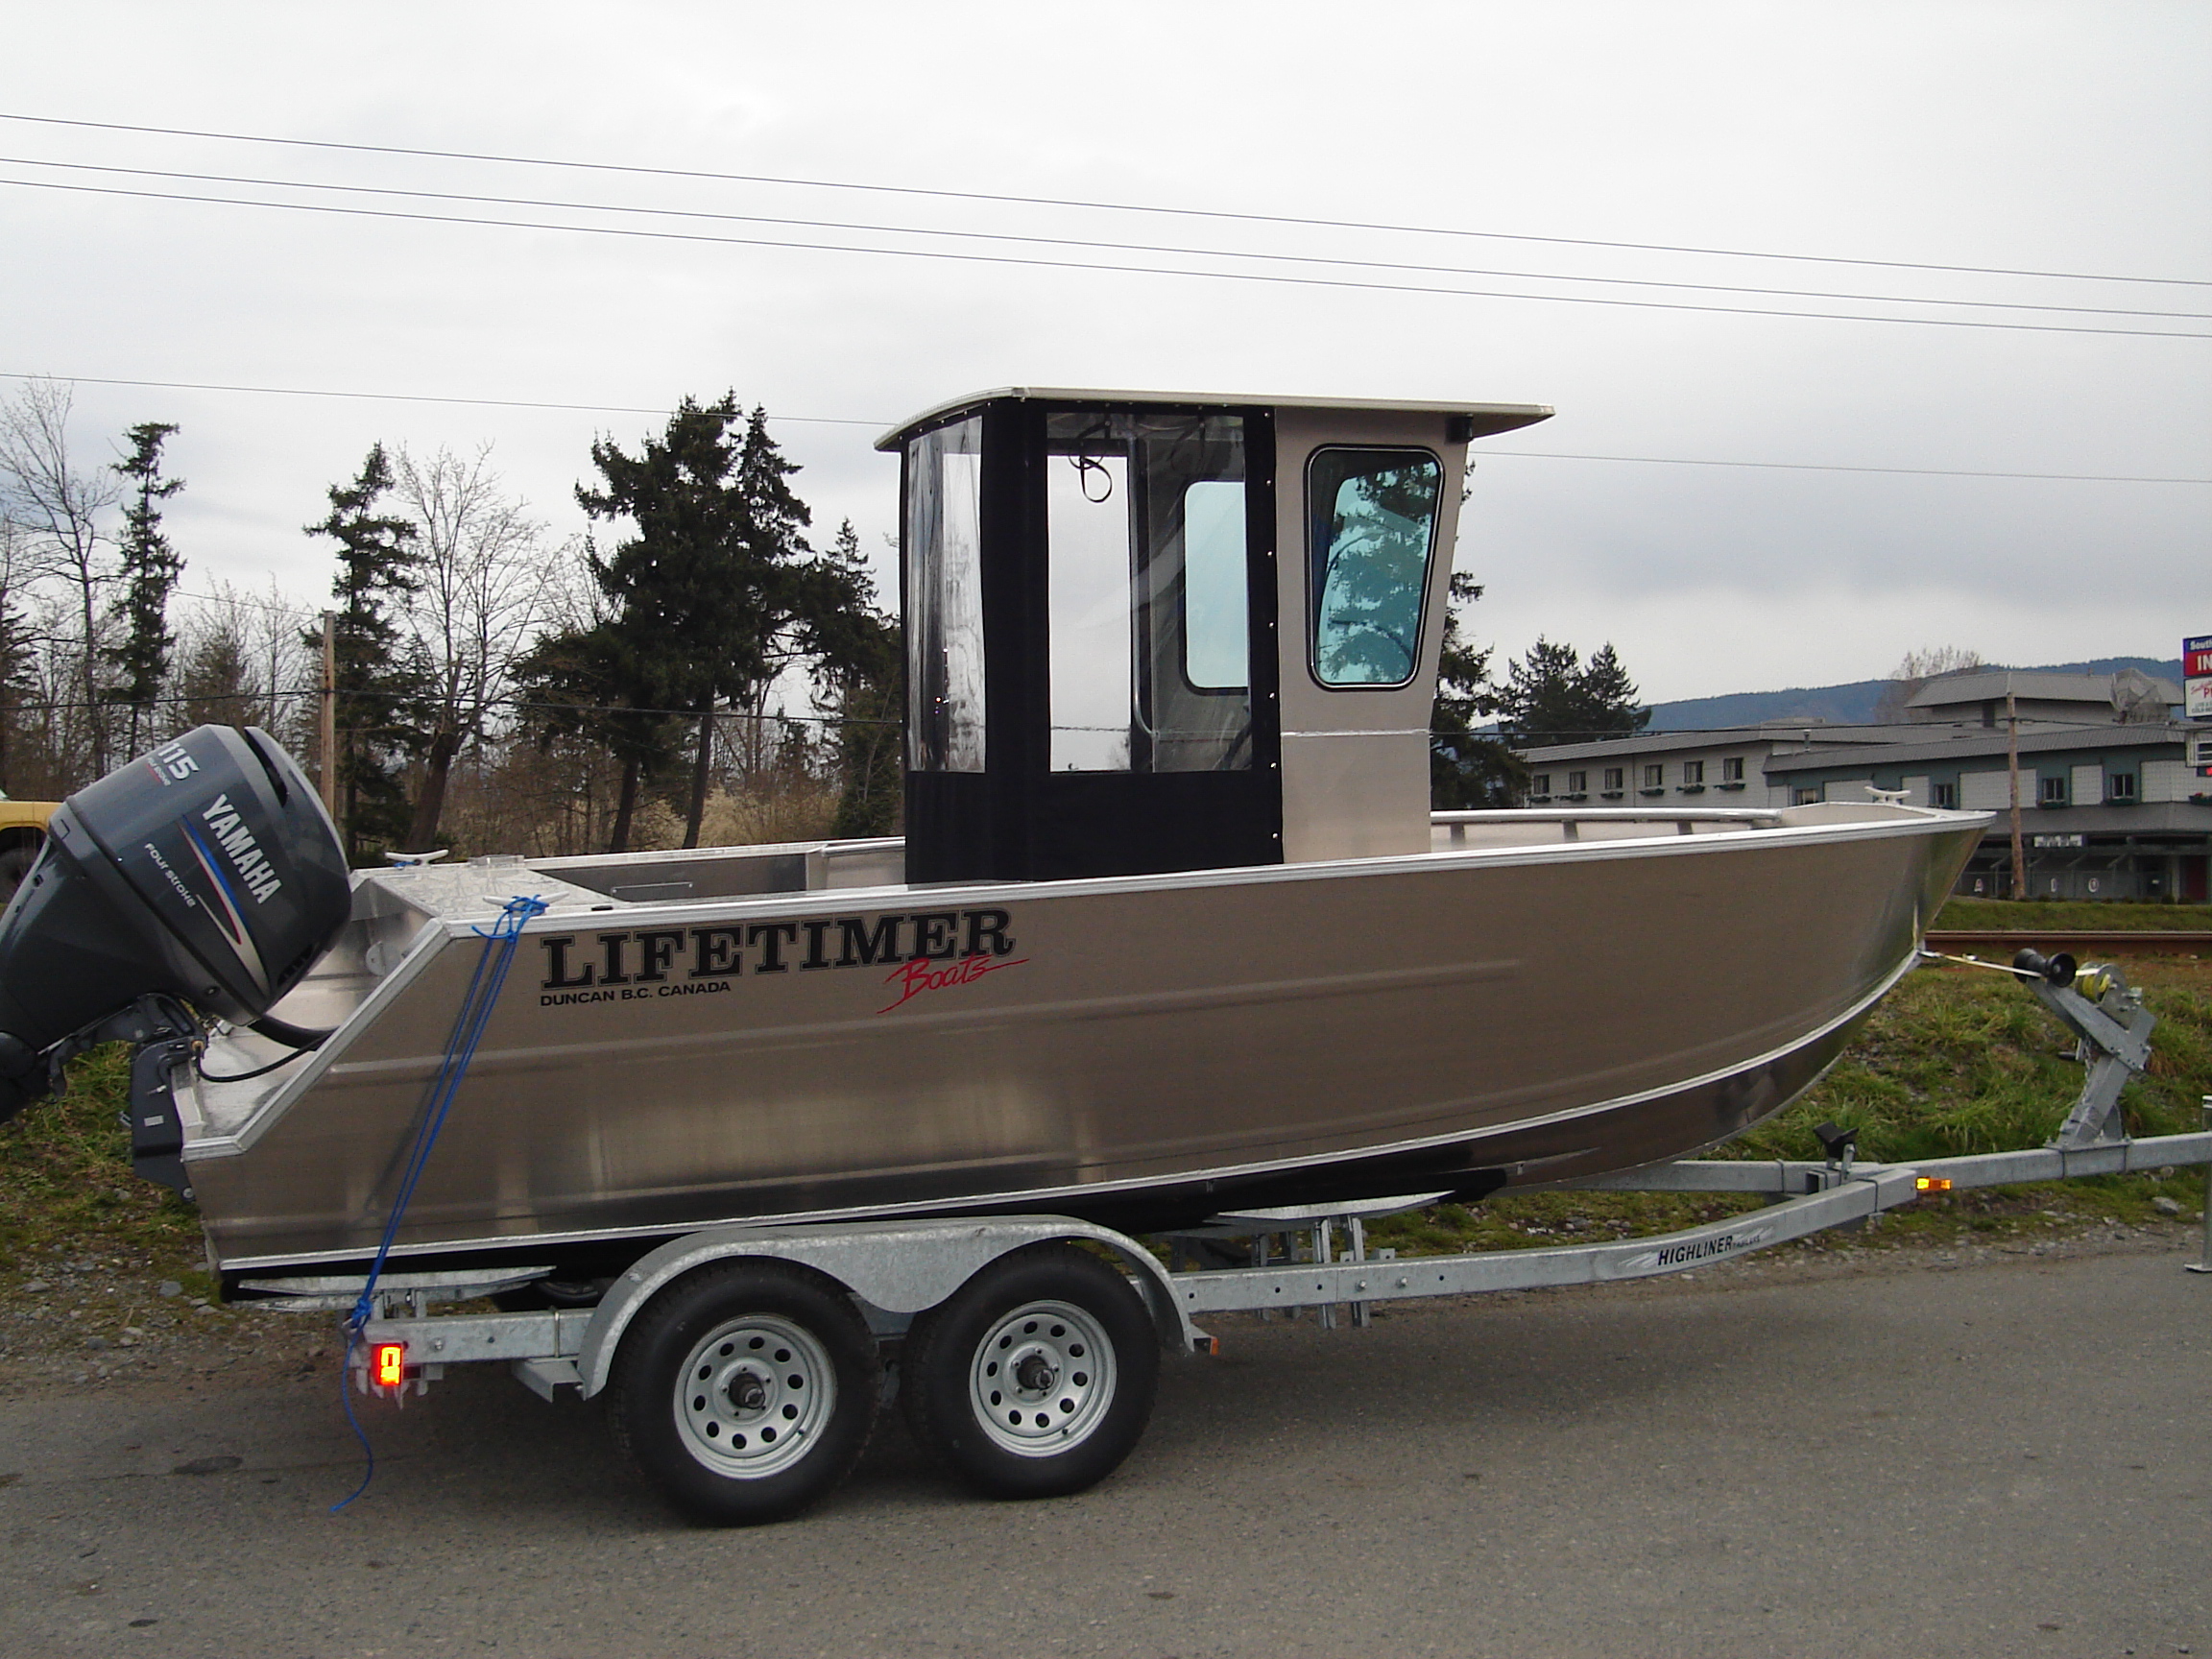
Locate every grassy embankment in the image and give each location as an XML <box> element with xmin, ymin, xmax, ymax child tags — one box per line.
<box><xmin>0</xmin><ymin>1045</ymin><xmax>213</xmax><ymax>1300</ymax></box>
<box><xmin>1375</xmin><ymin>900</ymin><xmax>2210</xmax><ymax>1258</ymax></box>
<box><xmin>0</xmin><ymin>904</ymin><xmax>2206</xmax><ymax>1293</ymax></box>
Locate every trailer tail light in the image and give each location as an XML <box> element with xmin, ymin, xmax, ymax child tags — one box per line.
<box><xmin>1916</xmin><ymin>1176</ymin><xmax>1953</xmax><ymax>1192</ymax></box>
<box><xmin>374</xmin><ymin>1342</ymin><xmax>406</xmax><ymax>1388</ymax></box>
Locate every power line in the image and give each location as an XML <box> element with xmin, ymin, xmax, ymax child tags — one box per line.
<box><xmin>0</xmin><ymin>370</ymin><xmax>880</xmax><ymax>426</ymax></box>
<box><xmin>6</xmin><ymin>109</ymin><xmax>2204</xmax><ymax>292</ymax></box>
<box><xmin>8</xmin><ymin>174</ymin><xmax>2209</xmax><ymax>343</ymax></box>
<box><xmin>7</xmin><ymin>370</ymin><xmax>2205</xmax><ymax>485</ymax></box>
<box><xmin>1477</xmin><ymin>450</ymin><xmax>2211</xmax><ymax>486</ymax></box>
<box><xmin>9</xmin><ymin>154</ymin><xmax>2204</xmax><ymax>325</ymax></box>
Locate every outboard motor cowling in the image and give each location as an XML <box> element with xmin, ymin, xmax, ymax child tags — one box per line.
<box><xmin>0</xmin><ymin>727</ymin><xmax>351</xmax><ymax>1158</ymax></box>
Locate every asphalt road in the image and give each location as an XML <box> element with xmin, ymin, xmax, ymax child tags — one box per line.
<box><xmin>1</xmin><ymin>1237</ymin><xmax>2205</xmax><ymax>1659</ymax></box>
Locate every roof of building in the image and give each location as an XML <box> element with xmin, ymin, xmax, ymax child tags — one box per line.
<box><xmin>1763</xmin><ymin>719</ymin><xmax>2191</xmax><ymax>774</ymax></box>
<box><xmin>876</xmin><ymin>388</ymin><xmax>1554</xmax><ymax>451</ymax></box>
<box><xmin>1905</xmin><ymin>669</ymin><xmax>2182</xmax><ymax>710</ymax></box>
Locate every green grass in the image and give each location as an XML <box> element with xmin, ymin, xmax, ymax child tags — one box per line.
<box><xmin>0</xmin><ymin>1045</ymin><xmax>207</xmax><ymax>1286</ymax></box>
<box><xmin>1934</xmin><ymin>897</ymin><xmax>2212</xmax><ymax>931</ymax></box>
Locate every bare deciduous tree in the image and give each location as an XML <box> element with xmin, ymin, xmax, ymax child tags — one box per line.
<box><xmin>1876</xmin><ymin>644</ymin><xmax>1984</xmax><ymax>723</ymax></box>
<box><xmin>0</xmin><ymin>378</ymin><xmax>121</xmax><ymax>776</ymax></box>
<box><xmin>393</xmin><ymin>444</ymin><xmax>558</xmax><ymax>851</ymax></box>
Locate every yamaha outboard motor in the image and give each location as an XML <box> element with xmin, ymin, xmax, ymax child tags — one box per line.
<box><xmin>0</xmin><ymin>726</ymin><xmax>351</xmax><ymax>1190</ymax></box>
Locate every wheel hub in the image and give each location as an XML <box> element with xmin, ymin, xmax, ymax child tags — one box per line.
<box><xmin>674</xmin><ymin>1313</ymin><xmax>835</xmax><ymax>1479</ymax></box>
<box><xmin>969</xmin><ymin>1299</ymin><xmax>1118</xmax><ymax>1458</ymax></box>
<box><xmin>1013</xmin><ymin>1353</ymin><xmax>1057</xmax><ymax>1394</ymax></box>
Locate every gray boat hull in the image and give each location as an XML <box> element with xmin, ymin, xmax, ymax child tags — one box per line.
<box><xmin>183</xmin><ymin>805</ymin><xmax>1982</xmax><ymax>1274</ymax></box>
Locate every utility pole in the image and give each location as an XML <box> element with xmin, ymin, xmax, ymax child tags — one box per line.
<box><xmin>319</xmin><ymin>610</ymin><xmax>338</xmax><ymax>821</ymax></box>
<box><xmin>2007</xmin><ymin>673</ymin><xmax>2027</xmax><ymax>901</ymax></box>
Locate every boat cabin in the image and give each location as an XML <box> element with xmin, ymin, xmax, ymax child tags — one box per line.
<box><xmin>879</xmin><ymin>389</ymin><xmax>1552</xmax><ymax>882</ymax></box>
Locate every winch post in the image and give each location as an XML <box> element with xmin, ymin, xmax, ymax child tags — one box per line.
<box><xmin>2030</xmin><ymin>964</ymin><xmax>2156</xmax><ymax>1151</ymax></box>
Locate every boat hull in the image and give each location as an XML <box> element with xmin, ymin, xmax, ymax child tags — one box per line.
<box><xmin>186</xmin><ymin>806</ymin><xmax>1982</xmax><ymax>1274</ymax></box>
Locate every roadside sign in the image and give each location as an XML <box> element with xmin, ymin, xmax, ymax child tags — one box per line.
<box><xmin>2187</xmin><ymin>633</ymin><xmax>2212</xmax><ymax>719</ymax></box>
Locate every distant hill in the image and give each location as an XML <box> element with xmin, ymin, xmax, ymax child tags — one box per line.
<box><xmin>1645</xmin><ymin>657</ymin><xmax>2184</xmax><ymax>732</ymax></box>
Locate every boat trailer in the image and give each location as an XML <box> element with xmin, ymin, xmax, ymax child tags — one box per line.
<box><xmin>241</xmin><ymin>945</ymin><xmax>2207</xmax><ymax>1525</ymax></box>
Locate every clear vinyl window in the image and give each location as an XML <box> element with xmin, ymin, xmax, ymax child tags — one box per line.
<box><xmin>1045</xmin><ymin>411</ymin><xmax>1251</xmax><ymax>773</ymax></box>
<box><xmin>1308</xmin><ymin>447</ymin><xmax>1443</xmax><ymax>687</ymax></box>
<box><xmin>905</xmin><ymin>417</ymin><xmax>987</xmax><ymax>772</ymax></box>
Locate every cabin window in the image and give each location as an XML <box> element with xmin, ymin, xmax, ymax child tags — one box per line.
<box><xmin>1182</xmin><ymin>480</ymin><xmax>1248</xmax><ymax>690</ymax></box>
<box><xmin>1045</xmin><ymin>411</ymin><xmax>1252</xmax><ymax>772</ymax></box>
<box><xmin>905</xmin><ymin>417</ymin><xmax>987</xmax><ymax>772</ymax></box>
<box><xmin>1308</xmin><ymin>448</ymin><xmax>1442</xmax><ymax>687</ymax></box>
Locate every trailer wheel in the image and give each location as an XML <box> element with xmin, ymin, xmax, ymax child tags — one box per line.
<box><xmin>902</xmin><ymin>1243</ymin><xmax>1159</xmax><ymax>1501</ymax></box>
<box><xmin>608</xmin><ymin>1261</ymin><xmax>878</xmax><ymax>1526</ymax></box>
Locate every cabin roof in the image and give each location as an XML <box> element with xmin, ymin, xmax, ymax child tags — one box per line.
<box><xmin>874</xmin><ymin>387</ymin><xmax>1553</xmax><ymax>452</ymax></box>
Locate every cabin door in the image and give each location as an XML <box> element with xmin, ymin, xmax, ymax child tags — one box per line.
<box><xmin>1022</xmin><ymin>406</ymin><xmax>1281</xmax><ymax>879</ymax></box>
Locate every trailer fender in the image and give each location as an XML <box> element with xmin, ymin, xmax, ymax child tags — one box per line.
<box><xmin>575</xmin><ymin>1216</ymin><xmax>1202</xmax><ymax>1398</ymax></box>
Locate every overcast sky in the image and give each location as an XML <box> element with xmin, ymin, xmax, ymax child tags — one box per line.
<box><xmin>3</xmin><ymin>1</ymin><xmax>2205</xmax><ymax>705</ymax></box>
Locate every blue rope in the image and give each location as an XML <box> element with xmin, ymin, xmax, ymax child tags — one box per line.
<box><xmin>331</xmin><ymin>892</ymin><xmax>548</xmax><ymax>1512</ymax></box>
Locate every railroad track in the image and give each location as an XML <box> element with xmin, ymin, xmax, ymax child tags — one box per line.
<box><xmin>1924</xmin><ymin>930</ymin><xmax>2211</xmax><ymax>955</ymax></box>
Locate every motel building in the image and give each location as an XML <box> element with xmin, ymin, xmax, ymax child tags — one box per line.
<box><xmin>1516</xmin><ymin>670</ymin><xmax>2209</xmax><ymax>903</ymax></box>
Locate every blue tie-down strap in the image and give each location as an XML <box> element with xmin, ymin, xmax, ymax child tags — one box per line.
<box><xmin>331</xmin><ymin>892</ymin><xmax>549</xmax><ymax>1511</ymax></box>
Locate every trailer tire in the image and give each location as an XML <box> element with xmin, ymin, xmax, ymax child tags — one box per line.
<box><xmin>607</xmin><ymin>1260</ymin><xmax>878</xmax><ymax>1527</ymax></box>
<box><xmin>902</xmin><ymin>1243</ymin><xmax>1158</xmax><ymax>1501</ymax></box>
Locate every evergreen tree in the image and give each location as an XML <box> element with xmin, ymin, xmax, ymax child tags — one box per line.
<box><xmin>304</xmin><ymin>444</ymin><xmax>426</xmax><ymax>861</ymax></box>
<box><xmin>105</xmin><ymin>421</ymin><xmax>184</xmax><ymax>755</ymax></box>
<box><xmin>1429</xmin><ymin>573</ymin><xmax>1524</xmax><ymax>808</ymax></box>
<box><xmin>567</xmin><ymin>395</ymin><xmax>871</xmax><ymax>852</ymax></box>
<box><xmin>1496</xmin><ymin>637</ymin><xmax>1649</xmax><ymax>746</ymax></box>
<box><xmin>812</xmin><ymin>520</ymin><xmax>902</xmax><ymax>836</ymax></box>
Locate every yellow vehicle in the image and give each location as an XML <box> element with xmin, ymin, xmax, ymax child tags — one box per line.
<box><xmin>0</xmin><ymin>796</ymin><xmax>57</xmax><ymax>904</ymax></box>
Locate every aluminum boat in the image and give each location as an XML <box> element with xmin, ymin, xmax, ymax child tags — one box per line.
<box><xmin>172</xmin><ymin>389</ymin><xmax>1984</xmax><ymax>1279</ymax></box>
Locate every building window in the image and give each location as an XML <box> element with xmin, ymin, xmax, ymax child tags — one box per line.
<box><xmin>1681</xmin><ymin>760</ymin><xmax>1705</xmax><ymax>785</ymax></box>
<box><xmin>1566</xmin><ymin>770</ymin><xmax>1587</xmax><ymax>794</ymax></box>
<box><xmin>1642</xmin><ymin>764</ymin><xmax>1663</xmax><ymax>789</ymax></box>
<box><xmin>2038</xmin><ymin>774</ymin><xmax>2067</xmax><ymax>806</ymax></box>
<box><xmin>1529</xmin><ymin>773</ymin><xmax>1551</xmax><ymax>798</ymax></box>
<box><xmin>1933</xmin><ymin>781</ymin><xmax>1959</xmax><ymax>810</ymax></box>
<box><xmin>1602</xmin><ymin>767</ymin><xmax>1623</xmax><ymax>794</ymax></box>
<box><xmin>1794</xmin><ymin>788</ymin><xmax>1819</xmax><ymax>805</ymax></box>
<box><xmin>2105</xmin><ymin>772</ymin><xmax>2136</xmax><ymax>803</ymax></box>
<box><xmin>1720</xmin><ymin>757</ymin><xmax>1743</xmax><ymax>782</ymax></box>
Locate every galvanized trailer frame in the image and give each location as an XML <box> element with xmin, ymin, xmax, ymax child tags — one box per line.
<box><xmin>295</xmin><ymin>1129</ymin><xmax>2211</xmax><ymax>1403</ymax></box>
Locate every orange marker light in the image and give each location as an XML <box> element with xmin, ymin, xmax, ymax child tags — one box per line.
<box><xmin>374</xmin><ymin>1342</ymin><xmax>406</xmax><ymax>1388</ymax></box>
<box><xmin>1915</xmin><ymin>1176</ymin><xmax>1953</xmax><ymax>1192</ymax></box>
